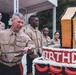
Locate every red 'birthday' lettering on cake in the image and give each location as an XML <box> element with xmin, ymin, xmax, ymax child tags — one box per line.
<box><xmin>43</xmin><ymin>48</ymin><xmax>76</xmax><ymax>64</ymax></box>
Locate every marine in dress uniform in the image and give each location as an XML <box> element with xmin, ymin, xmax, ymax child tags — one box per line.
<box><xmin>25</xmin><ymin>15</ymin><xmax>44</xmax><ymax>75</ymax></box>
<box><xmin>0</xmin><ymin>13</ymin><xmax>35</xmax><ymax>75</ymax></box>
<box><xmin>0</xmin><ymin>13</ymin><xmax>5</xmax><ymax>31</ymax></box>
<box><xmin>42</xmin><ymin>27</ymin><xmax>51</xmax><ymax>46</ymax></box>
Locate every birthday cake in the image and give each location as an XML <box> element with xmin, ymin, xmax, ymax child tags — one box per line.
<box><xmin>33</xmin><ymin>47</ymin><xmax>76</xmax><ymax>75</ymax></box>
<box><xmin>32</xmin><ymin>7</ymin><xmax>76</xmax><ymax>75</ymax></box>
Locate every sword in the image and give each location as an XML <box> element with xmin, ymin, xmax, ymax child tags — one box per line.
<box><xmin>2</xmin><ymin>47</ymin><xmax>42</xmax><ymax>54</ymax></box>
<box><xmin>2</xmin><ymin>44</ymin><xmax>52</xmax><ymax>54</ymax></box>
<box><xmin>2</xmin><ymin>51</ymin><xmax>23</xmax><ymax>54</ymax></box>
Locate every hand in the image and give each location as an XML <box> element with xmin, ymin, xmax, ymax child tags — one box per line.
<box><xmin>21</xmin><ymin>47</ymin><xmax>32</xmax><ymax>54</ymax></box>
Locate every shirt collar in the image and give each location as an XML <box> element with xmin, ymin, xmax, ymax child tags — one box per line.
<box><xmin>42</xmin><ymin>34</ymin><xmax>48</xmax><ymax>38</ymax></box>
<box><xmin>29</xmin><ymin>25</ymin><xmax>38</xmax><ymax>32</ymax></box>
<box><xmin>9</xmin><ymin>28</ymin><xmax>18</xmax><ymax>36</ymax></box>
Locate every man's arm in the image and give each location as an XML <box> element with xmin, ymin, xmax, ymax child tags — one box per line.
<box><xmin>21</xmin><ymin>34</ymin><xmax>35</xmax><ymax>54</ymax></box>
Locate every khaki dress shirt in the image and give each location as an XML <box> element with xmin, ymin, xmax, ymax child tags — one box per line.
<box><xmin>25</xmin><ymin>26</ymin><xmax>43</xmax><ymax>55</ymax></box>
<box><xmin>51</xmin><ymin>38</ymin><xmax>60</xmax><ymax>45</ymax></box>
<box><xmin>42</xmin><ymin>34</ymin><xmax>51</xmax><ymax>46</ymax></box>
<box><xmin>0</xmin><ymin>21</ymin><xmax>5</xmax><ymax>31</ymax></box>
<box><xmin>20</xmin><ymin>25</ymin><xmax>26</xmax><ymax>32</ymax></box>
<box><xmin>0</xmin><ymin>28</ymin><xmax>35</xmax><ymax>67</ymax></box>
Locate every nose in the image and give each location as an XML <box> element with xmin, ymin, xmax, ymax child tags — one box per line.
<box><xmin>20</xmin><ymin>23</ymin><xmax>23</xmax><ymax>27</ymax></box>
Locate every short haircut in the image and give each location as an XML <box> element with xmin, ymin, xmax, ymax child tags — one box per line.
<box><xmin>12</xmin><ymin>12</ymin><xmax>24</xmax><ymax>19</ymax></box>
<box><xmin>28</xmin><ymin>15</ymin><xmax>38</xmax><ymax>24</ymax></box>
<box><xmin>43</xmin><ymin>27</ymin><xmax>49</xmax><ymax>30</ymax></box>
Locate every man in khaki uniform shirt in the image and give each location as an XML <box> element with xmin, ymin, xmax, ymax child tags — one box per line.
<box><xmin>0</xmin><ymin>13</ymin><xmax>5</xmax><ymax>31</ymax></box>
<box><xmin>0</xmin><ymin>13</ymin><xmax>35</xmax><ymax>75</ymax></box>
<box><xmin>42</xmin><ymin>27</ymin><xmax>51</xmax><ymax>46</ymax></box>
<box><xmin>26</xmin><ymin>15</ymin><xmax>43</xmax><ymax>56</ymax></box>
<box><xmin>25</xmin><ymin>15</ymin><xmax>44</xmax><ymax>75</ymax></box>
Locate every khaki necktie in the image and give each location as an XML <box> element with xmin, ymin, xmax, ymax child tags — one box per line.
<box><xmin>7</xmin><ymin>33</ymin><xmax>16</xmax><ymax>62</ymax></box>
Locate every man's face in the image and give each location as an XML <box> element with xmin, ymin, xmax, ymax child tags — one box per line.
<box><xmin>0</xmin><ymin>13</ymin><xmax>2</xmax><ymax>21</ymax></box>
<box><xmin>12</xmin><ymin>16</ymin><xmax>24</xmax><ymax>32</ymax></box>
<box><xmin>31</xmin><ymin>17</ymin><xmax>39</xmax><ymax>27</ymax></box>
<box><xmin>43</xmin><ymin>28</ymin><xmax>49</xmax><ymax>36</ymax></box>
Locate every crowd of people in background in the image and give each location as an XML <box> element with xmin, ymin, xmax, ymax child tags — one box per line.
<box><xmin>0</xmin><ymin>12</ymin><xmax>60</xmax><ymax>75</ymax></box>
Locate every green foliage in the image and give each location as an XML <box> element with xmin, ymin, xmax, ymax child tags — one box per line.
<box><xmin>37</xmin><ymin>0</ymin><xmax>76</xmax><ymax>37</ymax></box>
<box><xmin>37</xmin><ymin>9</ymin><xmax>52</xmax><ymax>30</ymax></box>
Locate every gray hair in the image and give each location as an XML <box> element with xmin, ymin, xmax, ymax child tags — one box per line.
<box><xmin>12</xmin><ymin>12</ymin><xmax>24</xmax><ymax>19</ymax></box>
